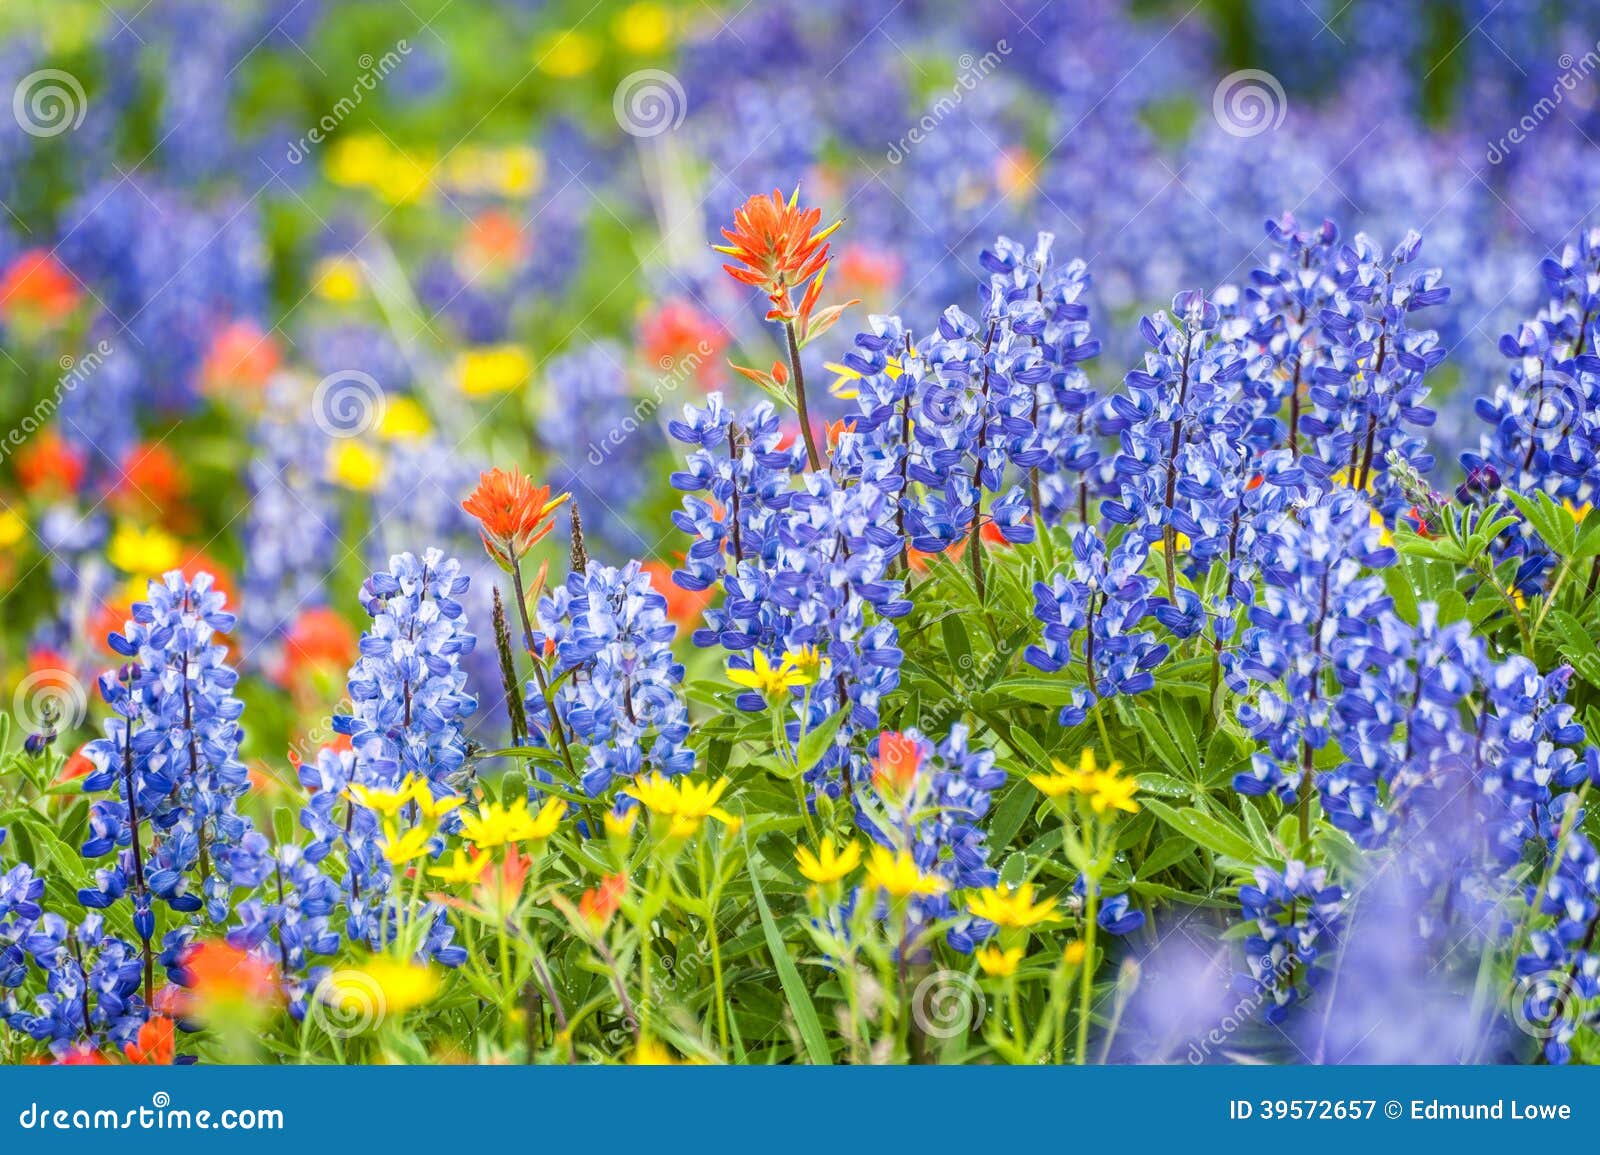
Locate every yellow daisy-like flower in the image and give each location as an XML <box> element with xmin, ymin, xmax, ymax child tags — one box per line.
<box><xmin>379</xmin><ymin>820</ymin><xmax>434</xmax><ymax>865</ymax></box>
<box><xmin>629</xmin><ymin>773</ymin><xmax>739</xmax><ymax>839</ymax></box>
<box><xmin>456</xmin><ymin>345</ymin><xmax>533</xmax><ymax>397</ymax></box>
<box><xmin>525</xmin><ymin>796</ymin><xmax>565</xmax><ymax>841</ymax></box>
<box><xmin>966</xmin><ymin>881</ymin><xmax>1059</xmax><ymax>929</ymax></box>
<box><xmin>795</xmin><ymin>839</ymin><xmax>862</xmax><ymax>885</ymax></box>
<box><xmin>1086</xmin><ymin>767</ymin><xmax>1141</xmax><ymax>816</ymax></box>
<box><xmin>603</xmin><ymin>807</ymin><xmax>639</xmax><ymax>840</ymax></box>
<box><xmin>428</xmin><ymin>848</ymin><xmax>490</xmax><ymax>885</ymax></box>
<box><xmin>312</xmin><ymin>255</ymin><xmax>364</xmax><ymax>303</ymax></box>
<box><xmin>348</xmin><ymin>779</ymin><xmax>415</xmax><ymax>818</ymax></box>
<box><xmin>406</xmin><ymin>781</ymin><xmax>464</xmax><ymax>824</ymax></box>
<box><xmin>976</xmin><ymin>944</ymin><xmax>1023</xmax><ymax>978</ymax></box>
<box><xmin>1063</xmin><ymin>940</ymin><xmax>1088</xmax><ymax>966</ymax></box>
<box><xmin>863</xmin><ymin>846</ymin><xmax>948</xmax><ymax>899</ymax></box>
<box><xmin>329</xmin><ymin>441</ymin><xmax>382</xmax><ymax>491</ymax></box>
<box><xmin>1028</xmin><ymin>748</ymin><xmax>1099</xmax><ymax>797</ymax></box>
<box><xmin>726</xmin><ymin>649</ymin><xmax>815</xmax><ymax>698</ymax></box>
<box><xmin>108</xmin><ymin>523</ymin><xmax>182</xmax><ymax>577</ymax></box>
<box><xmin>324</xmin><ymin>957</ymin><xmax>439</xmax><ymax>1016</ymax></box>
<box><xmin>0</xmin><ymin>507</ymin><xmax>28</xmax><ymax>551</ymax></box>
<box><xmin>782</xmin><ymin>645</ymin><xmax>823</xmax><ymax>683</ymax></box>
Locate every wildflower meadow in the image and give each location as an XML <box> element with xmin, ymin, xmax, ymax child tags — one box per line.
<box><xmin>5</xmin><ymin>0</ymin><xmax>1600</xmax><ymax>1074</ymax></box>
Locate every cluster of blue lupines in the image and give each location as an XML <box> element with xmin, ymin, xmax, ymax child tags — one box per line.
<box><xmin>526</xmin><ymin>560</ymin><xmax>694</xmax><ymax>796</ymax></box>
<box><xmin>1461</xmin><ymin>228</ymin><xmax>1600</xmax><ymax>593</ymax></box>
<box><xmin>327</xmin><ymin>549</ymin><xmax>476</xmax><ymax>963</ymax></box>
<box><xmin>856</xmin><ymin>726</ymin><xmax>1005</xmax><ymax>953</ymax></box>
<box><xmin>1237</xmin><ymin>861</ymin><xmax>1345</xmax><ymax>1024</ymax></box>
<box><xmin>668</xmin><ymin>394</ymin><xmax>909</xmax><ymax>796</ymax></box>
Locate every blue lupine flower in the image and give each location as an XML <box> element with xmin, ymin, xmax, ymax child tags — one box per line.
<box><xmin>856</xmin><ymin>725</ymin><xmax>1005</xmax><ymax>953</ymax></box>
<box><xmin>526</xmin><ymin>559</ymin><xmax>695</xmax><ymax>797</ymax></box>
<box><xmin>80</xmin><ymin>572</ymin><xmax>252</xmax><ymax>924</ymax></box>
<box><xmin>1237</xmin><ymin>861</ymin><xmax>1344</xmax><ymax>1024</ymax></box>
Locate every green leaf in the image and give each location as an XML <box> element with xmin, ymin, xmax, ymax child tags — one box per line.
<box><xmin>1141</xmin><ymin>798</ymin><xmax>1259</xmax><ymax>864</ymax></box>
<box><xmin>940</xmin><ymin>614</ymin><xmax>973</xmax><ymax>677</ymax></box>
<box><xmin>985</xmin><ymin>677</ymin><xmax>1080</xmax><ymax>706</ymax></box>
<box><xmin>796</xmin><ymin>708</ymin><xmax>848</xmax><ymax>773</ymax></box>
<box><xmin>746</xmin><ymin>841</ymin><xmax>832</xmax><ymax>1065</ymax></box>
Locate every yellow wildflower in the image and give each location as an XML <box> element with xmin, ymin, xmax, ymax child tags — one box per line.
<box><xmin>325</xmin><ymin>134</ymin><xmax>389</xmax><ymax>188</ymax></box>
<box><xmin>976</xmin><ymin>944</ymin><xmax>1023</xmax><ymax>978</ymax></box>
<box><xmin>966</xmin><ymin>882</ymin><xmax>1059</xmax><ymax>930</ymax></box>
<box><xmin>604</xmin><ymin>807</ymin><xmax>639</xmax><ymax>840</ymax></box>
<box><xmin>614</xmin><ymin>3</ymin><xmax>673</xmax><ymax>54</ymax></box>
<box><xmin>826</xmin><ymin>351</ymin><xmax>909</xmax><ymax>400</ymax></box>
<box><xmin>795</xmin><ymin>839</ymin><xmax>862</xmax><ymax>885</ymax></box>
<box><xmin>1063</xmin><ymin>940</ymin><xmax>1087</xmax><ymax>966</ymax></box>
<box><xmin>108</xmin><ymin>523</ymin><xmax>181</xmax><ymax>576</ymax></box>
<box><xmin>0</xmin><ymin>507</ymin><xmax>27</xmax><ymax>551</ymax></box>
<box><xmin>726</xmin><ymin>649</ymin><xmax>814</xmax><ymax>698</ymax></box>
<box><xmin>406</xmin><ymin>780</ymin><xmax>464</xmax><ymax>824</ymax></box>
<box><xmin>348</xmin><ymin>779</ymin><xmax>415</xmax><ymax>818</ymax></box>
<box><xmin>379</xmin><ymin>820</ymin><xmax>433</xmax><ymax>865</ymax></box>
<box><xmin>1029</xmin><ymin>749</ymin><xmax>1140</xmax><ymax>815</ymax></box>
<box><xmin>324</xmin><ymin>957</ymin><xmax>439</xmax><ymax>1016</ymax></box>
<box><xmin>629</xmin><ymin>772</ymin><xmax>739</xmax><ymax>839</ymax></box>
<box><xmin>378</xmin><ymin>396</ymin><xmax>431</xmax><ymax>441</ymax></box>
<box><xmin>863</xmin><ymin>846</ymin><xmax>947</xmax><ymax>899</ymax></box>
<box><xmin>782</xmin><ymin>644</ymin><xmax>823</xmax><ymax>682</ymax></box>
<box><xmin>1028</xmin><ymin>748</ymin><xmax>1099</xmax><ymax>797</ymax></box>
<box><xmin>1564</xmin><ymin>500</ymin><xmax>1591</xmax><ymax>523</ymax></box>
<box><xmin>312</xmin><ymin>255</ymin><xmax>364</xmax><ymax>303</ymax></box>
<box><xmin>456</xmin><ymin>345</ymin><xmax>533</xmax><ymax>397</ymax></box>
<box><xmin>428</xmin><ymin>848</ymin><xmax>490</xmax><ymax>885</ymax></box>
<box><xmin>536</xmin><ymin>29</ymin><xmax>599</xmax><ymax>77</ymax></box>
<box><xmin>329</xmin><ymin>442</ymin><xmax>382</xmax><ymax>491</ymax></box>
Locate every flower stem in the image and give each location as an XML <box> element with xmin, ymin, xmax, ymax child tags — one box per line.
<box><xmin>783</xmin><ymin>320</ymin><xmax>823</xmax><ymax>472</ymax></box>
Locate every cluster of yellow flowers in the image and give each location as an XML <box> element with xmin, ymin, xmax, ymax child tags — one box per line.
<box><xmin>354</xmin><ymin>775</ymin><xmax>563</xmax><ymax>871</ymax></box>
<box><xmin>629</xmin><ymin>773</ymin><xmax>739</xmax><ymax>839</ymax></box>
<box><xmin>1028</xmin><ymin>749</ymin><xmax>1141</xmax><ymax>816</ymax></box>
<box><xmin>725</xmin><ymin>647</ymin><xmax>821</xmax><ymax>698</ymax></box>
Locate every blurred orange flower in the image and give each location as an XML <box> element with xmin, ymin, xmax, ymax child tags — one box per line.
<box><xmin>15</xmin><ymin>431</ymin><xmax>85</xmax><ymax>496</ymax></box>
<box><xmin>123</xmin><ymin>1015</ymin><xmax>176</xmax><ymax>1065</ymax></box>
<box><xmin>640</xmin><ymin>299</ymin><xmax>727</xmax><ymax>388</ymax></box>
<box><xmin>202</xmin><ymin>321</ymin><xmax>281</xmax><ymax>395</ymax></box>
<box><xmin>0</xmin><ymin>249</ymin><xmax>80</xmax><ymax>321</ymax></box>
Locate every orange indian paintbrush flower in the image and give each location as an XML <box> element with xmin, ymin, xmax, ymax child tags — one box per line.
<box><xmin>461</xmin><ymin>467</ymin><xmax>568</xmax><ymax>569</ymax></box>
<box><xmin>714</xmin><ymin>188</ymin><xmax>842</xmax><ymax>325</ymax></box>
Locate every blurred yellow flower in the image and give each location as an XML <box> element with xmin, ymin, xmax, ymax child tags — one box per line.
<box><xmin>966</xmin><ymin>882</ymin><xmax>1059</xmax><ymax>929</ymax></box>
<box><xmin>782</xmin><ymin>645</ymin><xmax>823</xmax><ymax>683</ymax></box>
<box><xmin>604</xmin><ymin>807</ymin><xmax>638</xmax><ymax>840</ymax></box>
<box><xmin>408</xmin><ymin>783</ymin><xmax>464</xmax><ymax>824</ymax></box>
<box><xmin>378</xmin><ymin>397</ymin><xmax>431</xmax><ymax>441</ymax></box>
<box><xmin>329</xmin><ymin>442</ymin><xmax>383</xmax><ymax>491</ymax></box>
<box><xmin>0</xmin><ymin>507</ymin><xmax>27</xmax><ymax>550</ymax></box>
<box><xmin>326</xmin><ymin>958</ymin><xmax>439</xmax><ymax>1015</ymax></box>
<box><xmin>629</xmin><ymin>772</ymin><xmax>739</xmax><ymax>838</ymax></box>
<box><xmin>614</xmin><ymin>3</ymin><xmax>673</xmax><ymax>54</ymax></box>
<box><xmin>976</xmin><ymin>944</ymin><xmax>1023</xmax><ymax>978</ymax></box>
<box><xmin>457</xmin><ymin>345</ymin><xmax>533</xmax><ymax>397</ymax></box>
<box><xmin>108</xmin><ymin>523</ymin><xmax>181</xmax><ymax>576</ymax></box>
<box><xmin>863</xmin><ymin>846</ymin><xmax>947</xmax><ymax>899</ymax></box>
<box><xmin>326</xmin><ymin>134</ymin><xmax>389</xmax><ymax>188</ymax></box>
<box><xmin>795</xmin><ymin>839</ymin><xmax>861</xmax><ymax>885</ymax></box>
<box><xmin>537</xmin><ymin>29</ymin><xmax>599</xmax><ymax>77</ymax></box>
<box><xmin>312</xmin><ymin>255</ymin><xmax>364</xmax><ymax>302</ymax></box>
<box><xmin>376</xmin><ymin>150</ymin><xmax>434</xmax><ymax>205</ymax></box>
<box><xmin>1063</xmin><ymin>940</ymin><xmax>1088</xmax><ymax>966</ymax></box>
